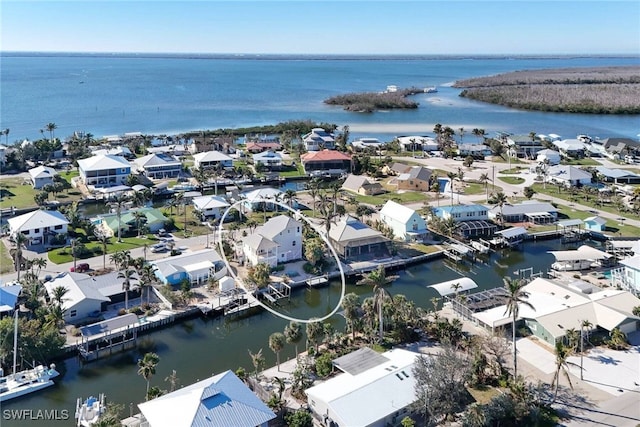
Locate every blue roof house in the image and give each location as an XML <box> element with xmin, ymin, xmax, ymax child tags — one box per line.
<box><xmin>583</xmin><ymin>216</ymin><xmax>607</xmax><ymax>232</ymax></box>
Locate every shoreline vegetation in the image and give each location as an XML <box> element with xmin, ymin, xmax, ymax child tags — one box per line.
<box><xmin>454</xmin><ymin>66</ymin><xmax>640</xmax><ymax>114</ymax></box>
<box><xmin>324</xmin><ymin>87</ymin><xmax>423</xmax><ymax>112</ymax></box>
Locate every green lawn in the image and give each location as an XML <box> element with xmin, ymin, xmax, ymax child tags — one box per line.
<box><xmin>48</xmin><ymin>234</ymin><xmax>163</xmax><ymax>264</ymax></box>
<box><xmin>0</xmin><ymin>175</ymin><xmax>84</xmax><ymax>209</ymax></box>
<box><xmin>498</xmin><ymin>176</ymin><xmax>525</xmax><ymax>185</ymax></box>
<box><xmin>279</xmin><ymin>163</ymin><xmax>305</xmax><ymax>178</ymax></box>
<box><xmin>462</xmin><ymin>182</ymin><xmax>491</xmax><ymax>195</ymax></box>
<box><xmin>555</xmin><ymin>205</ymin><xmax>640</xmax><ymax>237</ymax></box>
<box><xmin>561</xmin><ymin>158</ymin><xmax>601</xmax><ymax>166</ymax></box>
<box><xmin>0</xmin><ymin>242</ymin><xmax>15</xmax><ymax>274</ymax></box>
<box><xmin>490</xmin><ymin>156</ymin><xmax>526</xmax><ymax>164</ymax></box>
<box><xmin>499</xmin><ymin>167</ymin><xmax>527</xmax><ymax>175</ymax></box>
<box><xmin>355</xmin><ymin>190</ymin><xmax>429</xmax><ymax>206</ymax></box>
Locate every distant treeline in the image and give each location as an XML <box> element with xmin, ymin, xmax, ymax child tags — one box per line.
<box><xmin>324</xmin><ymin>87</ymin><xmax>422</xmax><ymax>112</ymax></box>
<box><xmin>454</xmin><ymin>66</ymin><xmax>640</xmax><ymax>114</ymax></box>
<box><xmin>182</xmin><ymin>120</ymin><xmax>339</xmax><ymax>138</ymax></box>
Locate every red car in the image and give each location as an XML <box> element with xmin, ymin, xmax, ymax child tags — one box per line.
<box><xmin>70</xmin><ymin>263</ymin><xmax>90</xmax><ymax>273</ymax></box>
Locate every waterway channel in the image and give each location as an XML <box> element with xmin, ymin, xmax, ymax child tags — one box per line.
<box><xmin>3</xmin><ymin>238</ymin><xmax>575</xmax><ymax>426</ymax></box>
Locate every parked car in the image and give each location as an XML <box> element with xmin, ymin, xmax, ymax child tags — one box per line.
<box><xmin>150</xmin><ymin>243</ymin><xmax>167</xmax><ymax>253</ymax></box>
<box><xmin>70</xmin><ymin>263</ymin><xmax>90</xmax><ymax>273</ymax></box>
<box><xmin>157</xmin><ymin>228</ymin><xmax>168</xmax><ymax>237</ymax></box>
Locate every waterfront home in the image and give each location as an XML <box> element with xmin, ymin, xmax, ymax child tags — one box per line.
<box><xmin>252</xmin><ymin>150</ymin><xmax>283</xmax><ymax>169</ymax></box>
<box><xmin>396</xmin><ymin>135</ymin><xmax>438</xmax><ymax>152</ymax></box>
<box><xmin>433</xmin><ymin>204</ymin><xmax>489</xmax><ymax>222</ymax></box>
<box><xmin>137</xmin><ymin>370</ymin><xmax>275</xmax><ymax>427</ymax></box>
<box><xmin>611</xmin><ymin>254</ymin><xmax>640</xmax><ymax>295</ymax></box>
<box><xmin>192</xmin><ymin>195</ymin><xmax>230</xmax><ymax>220</ymax></box>
<box><xmin>595</xmin><ymin>166</ymin><xmax>640</xmax><ymax>184</ymax></box>
<box><xmin>241</xmin><ymin>187</ymin><xmax>284</xmax><ymax>212</ymax></box>
<box><xmin>305</xmin><ymin>348</ymin><xmax>420</xmax><ymax>427</ymax></box>
<box><xmin>302</xmin><ymin>127</ymin><xmax>335</xmax><ymax>151</ymax></box>
<box><xmin>91</xmin><ymin>145</ymin><xmax>135</xmax><ymax>159</ymax></box>
<box><xmin>300</xmin><ymin>150</ymin><xmax>352</xmax><ymax>177</ymax></box>
<box><xmin>583</xmin><ymin>216</ymin><xmax>607</xmax><ymax>232</ymax></box>
<box><xmin>93</xmin><ymin>207</ymin><xmax>168</xmax><ymax>237</ymax></box>
<box><xmin>27</xmin><ymin>165</ymin><xmax>57</xmax><ymax>189</ymax></box>
<box><xmin>77</xmin><ymin>154</ymin><xmax>132</xmax><ymax>188</ymax></box>
<box><xmin>351</xmin><ymin>137</ymin><xmax>384</xmax><ymax>150</ymax></box>
<box><xmin>535</xmin><ymin>149</ymin><xmax>561</xmax><ymax>166</ymax></box>
<box><xmin>457</xmin><ymin>143</ymin><xmax>492</xmax><ymax>159</ymax></box>
<box><xmin>552</xmin><ymin>139</ymin><xmax>586</xmax><ymax>158</ymax></box>
<box><xmin>147</xmin><ymin>144</ymin><xmax>189</xmax><ymax>156</ymax></box>
<box><xmin>341</xmin><ymin>174</ymin><xmax>385</xmax><ymax>196</ymax></box>
<box><xmin>379</xmin><ymin>200</ymin><xmax>428</xmax><ymax>242</ymax></box>
<box><xmin>506</xmin><ymin>134</ymin><xmax>545</xmax><ymax>158</ymax></box>
<box><xmin>396</xmin><ymin>166</ymin><xmax>433</xmax><ymax>192</ymax></box>
<box><xmin>44</xmin><ymin>273</ymin><xmax>111</xmax><ymax>322</ymax></box>
<box><xmin>547</xmin><ymin>165</ymin><xmax>592</xmax><ymax>187</ymax></box>
<box><xmin>0</xmin><ymin>284</ymin><xmax>22</xmax><ymax>313</ymax></box>
<box><xmin>472</xmin><ymin>277</ymin><xmax>640</xmax><ymax>346</ymax></box>
<box><xmin>492</xmin><ymin>226</ymin><xmax>527</xmax><ymax>247</ymax></box>
<box><xmin>602</xmin><ymin>137</ymin><xmax>640</xmax><ymax>158</ymax></box>
<box><xmin>192</xmin><ymin>150</ymin><xmax>233</xmax><ymax>171</ymax></box>
<box><xmin>7</xmin><ymin>209</ymin><xmax>69</xmax><ymax>246</ymax></box>
<box><xmin>328</xmin><ymin>215</ymin><xmax>390</xmax><ymax>262</ymax></box>
<box><xmin>244</xmin><ymin>141</ymin><xmax>282</xmax><ymax>153</ymax></box>
<box><xmin>549</xmin><ymin>245</ymin><xmax>615</xmax><ymax>271</ymax></box>
<box><xmin>152</xmin><ymin>248</ymin><xmax>227</xmax><ymax>286</ymax></box>
<box><xmin>242</xmin><ymin>215</ymin><xmax>303</xmax><ymax>267</ymax></box>
<box><xmin>488</xmin><ymin>200</ymin><xmax>558</xmax><ymax>224</ymax></box>
<box><xmin>132</xmin><ymin>153</ymin><xmax>182</xmax><ymax>179</ymax></box>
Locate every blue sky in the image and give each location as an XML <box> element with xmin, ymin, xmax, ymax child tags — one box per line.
<box><xmin>2</xmin><ymin>1</ymin><xmax>639</xmax><ymax>55</ymax></box>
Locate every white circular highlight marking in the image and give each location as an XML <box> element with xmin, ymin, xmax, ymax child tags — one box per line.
<box><xmin>217</xmin><ymin>199</ymin><xmax>346</xmax><ymax>324</ymax></box>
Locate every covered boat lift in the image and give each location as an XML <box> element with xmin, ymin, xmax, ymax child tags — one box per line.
<box><xmin>429</xmin><ymin>277</ymin><xmax>478</xmax><ymax>297</ymax></box>
<box><xmin>549</xmin><ymin>245</ymin><xmax>615</xmax><ymax>271</ymax></box>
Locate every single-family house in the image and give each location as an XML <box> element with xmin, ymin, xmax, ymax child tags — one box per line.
<box><xmin>242</xmin><ymin>215</ymin><xmax>303</xmax><ymax>266</ymax></box>
<box><xmin>245</xmin><ymin>141</ymin><xmax>282</xmax><ymax>153</ymax></box>
<box><xmin>547</xmin><ymin>165</ymin><xmax>592</xmax><ymax>187</ymax></box>
<box><xmin>0</xmin><ymin>284</ymin><xmax>22</xmax><ymax>314</ymax></box>
<box><xmin>602</xmin><ymin>137</ymin><xmax>640</xmax><ymax>158</ymax></box>
<box><xmin>152</xmin><ymin>249</ymin><xmax>227</xmax><ymax>286</ymax></box>
<box><xmin>94</xmin><ymin>207</ymin><xmax>168</xmax><ymax>237</ymax></box>
<box><xmin>44</xmin><ymin>273</ymin><xmax>111</xmax><ymax>322</ymax></box>
<box><xmin>553</xmin><ymin>139</ymin><xmax>586</xmax><ymax>158</ymax></box>
<box><xmin>341</xmin><ymin>174</ymin><xmax>385</xmax><ymax>196</ymax></box>
<box><xmin>385</xmin><ymin>162</ymin><xmax>412</xmax><ymax>176</ymax></box>
<box><xmin>584</xmin><ymin>216</ymin><xmax>607</xmax><ymax>232</ymax></box>
<box><xmin>306</xmin><ymin>348</ymin><xmax>420</xmax><ymax>427</ymax></box>
<box><xmin>396</xmin><ymin>166</ymin><xmax>433</xmax><ymax>192</ymax></box>
<box><xmin>611</xmin><ymin>255</ymin><xmax>640</xmax><ymax>295</ymax></box>
<box><xmin>457</xmin><ymin>144</ymin><xmax>492</xmax><ymax>159</ymax></box>
<box><xmin>379</xmin><ymin>200</ymin><xmax>428</xmax><ymax>242</ymax></box>
<box><xmin>300</xmin><ymin>150</ymin><xmax>352</xmax><ymax>177</ymax></box>
<box><xmin>252</xmin><ymin>151</ymin><xmax>283</xmax><ymax>169</ymax></box>
<box><xmin>242</xmin><ymin>234</ymin><xmax>279</xmax><ymax>267</ymax></box>
<box><xmin>488</xmin><ymin>200</ymin><xmax>558</xmax><ymax>224</ymax></box>
<box><xmin>351</xmin><ymin>138</ymin><xmax>384</xmax><ymax>150</ymax></box>
<box><xmin>77</xmin><ymin>154</ymin><xmax>132</xmax><ymax>188</ymax></box>
<box><xmin>91</xmin><ymin>145</ymin><xmax>135</xmax><ymax>159</ymax></box>
<box><xmin>7</xmin><ymin>209</ymin><xmax>69</xmax><ymax>246</ymax></box>
<box><xmin>147</xmin><ymin>144</ymin><xmax>189</xmax><ymax>156</ymax></box>
<box><xmin>193</xmin><ymin>151</ymin><xmax>233</xmax><ymax>171</ymax></box>
<box><xmin>536</xmin><ymin>149</ymin><xmax>561</xmax><ymax>166</ymax></box>
<box><xmin>433</xmin><ymin>204</ymin><xmax>489</xmax><ymax>222</ymax></box>
<box><xmin>473</xmin><ymin>277</ymin><xmax>640</xmax><ymax>346</ymax></box>
<box><xmin>192</xmin><ymin>195</ymin><xmax>230</xmax><ymax>220</ymax></box>
<box><xmin>595</xmin><ymin>166</ymin><xmax>640</xmax><ymax>184</ymax></box>
<box><xmin>302</xmin><ymin>127</ymin><xmax>335</xmax><ymax>151</ymax></box>
<box><xmin>396</xmin><ymin>135</ymin><xmax>439</xmax><ymax>153</ymax></box>
<box><xmin>328</xmin><ymin>215</ymin><xmax>391</xmax><ymax>262</ymax></box>
<box><xmin>241</xmin><ymin>187</ymin><xmax>284</xmax><ymax>212</ymax></box>
<box><xmin>137</xmin><ymin>370</ymin><xmax>276</xmax><ymax>427</ymax></box>
<box><xmin>132</xmin><ymin>153</ymin><xmax>182</xmax><ymax>179</ymax></box>
<box><xmin>28</xmin><ymin>166</ymin><xmax>57</xmax><ymax>189</ymax></box>
<box><xmin>506</xmin><ymin>134</ymin><xmax>545</xmax><ymax>158</ymax></box>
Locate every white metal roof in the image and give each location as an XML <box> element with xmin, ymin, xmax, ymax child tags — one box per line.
<box><xmin>495</xmin><ymin>226</ymin><xmax>528</xmax><ymax>239</ymax></box>
<box><xmin>549</xmin><ymin>245</ymin><xmax>612</xmax><ymax>262</ymax></box>
<box><xmin>28</xmin><ymin>165</ymin><xmax>57</xmax><ymax>179</ymax></box>
<box><xmin>193</xmin><ymin>150</ymin><xmax>232</xmax><ymax>162</ymax></box>
<box><xmin>7</xmin><ymin>209</ymin><xmax>69</xmax><ymax>233</ymax></box>
<box><xmin>77</xmin><ymin>154</ymin><xmax>131</xmax><ymax>171</ymax></box>
<box><xmin>429</xmin><ymin>277</ymin><xmax>478</xmax><ymax>296</ymax></box>
<box><xmin>379</xmin><ymin>200</ymin><xmax>419</xmax><ymax>224</ymax></box>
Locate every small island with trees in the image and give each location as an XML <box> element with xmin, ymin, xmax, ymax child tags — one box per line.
<box><xmin>324</xmin><ymin>86</ymin><xmax>425</xmax><ymax>112</ymax></box>
<box><xmin>454</xmin><ymin>66</ymin><xmax>640</xmax><ymax>114</ymax></box>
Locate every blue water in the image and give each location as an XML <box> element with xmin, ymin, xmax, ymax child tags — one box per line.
<box><xmin>1</xmin><ymin>54</ymin><xmax>639</xmax><ymax>143</ymax></box>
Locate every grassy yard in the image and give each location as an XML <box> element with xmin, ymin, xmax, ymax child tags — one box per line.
<box><xmin>279</xmin><ymin>163</ymin><xmax>305</xmax><ymax>178</ymax></box>
<box><xmin>554</xmin><ymin>205</ymin><xmax>640</xmax><ymax>237</ymax></box>
<box><xmin>355</xmin><ymin>190</ymin><xmax>429</xmax><ymax>206</ymax></box>
<box><xmin>499</xmin><ymin>167</ymin><xmax>527</xmax><ymax>175</ymax></box>
<box><xmin>561</xmin><ymin>158</ymin><xmax>601</xmax><ymax>166</ymax></box>
<box><xmin>0</xmin><ymin>242</ymin><xmax>15</xmax><ymax>274</ymax></box>
<box><xmin>47</xmin><ymin>234</ymin><xmax>163</xmax><ymax>264</ymax></box>
<box><xmin>490</xmin><ymin>156</ymin><xmax>527</xmax><ymax>164</ymax></box>
<box><xmin>0</xmin><ymin>176</ymin><xmax>84</xmax><ymax>209</ymax></box>
<box><xmin>462</xmin><ymin>182</ymin><xmax>490</xmax><ymax>195</ymax></box>
<box><xmin>498</xmin><ymin>176</ymin><xmax>525</xmax><ymax>185</ymax></box>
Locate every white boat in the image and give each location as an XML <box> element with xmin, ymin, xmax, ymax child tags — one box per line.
<box><xmin>424</xmin><ymin>86</ymin><xmax>438</xmax><ymax>93</ymax></box>
<box><xmin>0</xmin><ymin>311</ymin><xmax>60</xmax><ymax>402</ymax></box>
<box><xmin>75</xmin><ymin>393</ymin><xmax>106</xmax><ymax>426</ymax></box>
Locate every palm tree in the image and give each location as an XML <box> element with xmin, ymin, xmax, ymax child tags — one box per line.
<box><xmin>341</xmin><ymin>293</ymin><xmax>361</xmax><ymax>341</ymax></box>
<box><xmin>97</xmin><ymin>235</ymin><xmax>110</xmax><ymax>269</ymax></box>
<box><xmin>164</xmin><ymin>370</ymin><xmax>180</xmax><ymax>393</ymax></box>
<box><xmin>30</xmin><ymin>257</ymin><xmax>47</xmax><ymax>278</ymax></box>
<box><xmin>118</xmin><ymin>268</ymin><xmax>137</xmax><ymax>310</ymax></box>
<box><xmin>306</xmin><ymin>320</ymin><xmax>324</xmax><ymax>353</ymax></box>
<box><xmin>446</xmin><ymin>171</ymin><xmax>457</xmax><ymax>206</ymax></box>
<box><xmin>372</xmin><ymin>282</ymin><xmax>392</xmax><ymax>342</ymax></box>
<box><xmin>12</xmin><ymin>233</ymin><xmax>28</xmax><ymax>281</ymax></box>
<box><xmin>45</xmin><ymin>122</ymin><xmax>57</xmax><ymax>142</ymax></box>
<box><xmin>551</xmin><ymin>342</ymin><xmax>574</xmax><ymax>403</ymax></box>
<box><xmin>284</xmin><ymin>321</ymin><xmax>302</xmax><ymax>359</ymax></box>
<box><xmin>132</xmin><ymin>211</ymin><xmax>147</xmax><ymax>237</ymax></box>
<box><xmin>137</xmin><ymin>352</ymin><xmax>160</xmax><ymax>400</ymax></box>
<box><xmin>456</xmin><ymin>168</ymin><xmax>465</xmax><ymax>204</ymax></box>
<box><xmin>248</xmin><ymin>348</ymin><xmax>265</xmax><ymax>379</ymax></box>
<box><xmin>50</xmin><ymin>285</ymin><xmax>69</xmax><ymax>307</ymax></box>
<box><xmin>489</xmin><ymin>191</ymin><xmax>509</xmax><ymax>226</ymax></box>
<box><xmin>479</xmin><ymin>172</ymin><xmax>490</xmax><ymax>202</ymax></box>
<box><xmin>44</xmin><ymin>304</ymin><xmax>66</xmax><ymax>330</ymax></box>
<box><xmin>139</xmin><ymin>264</ymin><xmax>157</xmax><ymax>305</ymax></box>
<box><xmin>282</xmin><ymin>189</ymin><xmax>297</xmax><ymax>209</ymax></box>
<box><xmin>503</xmin><ymin>276</ymin><xmax>534</xmax><ymax>379</ymax></box>
<box><xmin>3</xmin><ymin>128</ymin><xmax>9</xmax><ymax>145</ymax></box>
<box><xmin>268</xmin><ymin>332</ymin><xmax>285</xmax><ymax>371</ymax></box>
<box><xmin>579</xmin><ymin>319</ymin><xmax>593</xmax><ymax>380</ymax></box>
<box><xmin>329</xmin><ymin>181</ymin><xmax>342</xmax><ymax>215</ymax></box>
<box><xmin>110</xmin><ymin>193</ymin><xmax>131</xmax><ymax>242</ymax></box>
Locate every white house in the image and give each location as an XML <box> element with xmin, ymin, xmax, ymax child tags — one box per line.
<box><xmin>433</xmin><ymin>204</ymin><xmax>489</xmax><ymax>222</ymax></box>
<box><xmin>379</xmin><ymin>200</ymin><xmax>428</xmax><ymax>242</ymax></box>
<box><xmin>536</xmin><ymin>149</ymin><xmax>561</xmax><ymax>165</ymax></box>
<box><xmin>137</xmin><ymin>370</ymin><xmax>275</xmax><ymax>427</ymax></box>
<box><xmin>7</xmin><ymin>209</ymin><xmax>69</xmax><ymax>246</ymax></box>
<box><xmin>611</xmin><ymin>254</ymin><xmax>640</xmax><ymax>295</ymax></box>
<box><xmin>193</xmin><ymin>150</ymin><xmax>233</xmax><ymax>170</ymax></box>
<box><xmin>77</xmin><ymin>154</ymin><xmax>132</xmax><ymax>188</ymax></box>
<box><xmin>241</xmin><ymin>187</ymin><xmax>283</xmax><ymax>212</ymax></box>
<box><xmin>192</xmin><ymin>195</ymin><xmax>230</xmax><ymax>220</ymax></box>
<box><xmin>44</xmin><ymin>273</ymin><xmax>111</xmax><ymax>322</ymax></box>
<box><xmin>259</xmin><ymin>215</ymin><xmax>303</xmax><ymax>263</ymax></box>
<box><xmin>396</xmin><ymin>136</ymin><xmax>439</xmax><ymax>152</ymax></box>
<box><xmin>351</xmin><ymin>138</ymin><xmax>384</xmax><ymax>150</ymax></box>
<box><xmin>302</xmin><ymin>127</ymin><xmax>335</xmax><ymax>151</ymax></box>
<box><xmin>242</xmin><ymin>234</ymin><xmax>279</xmax><ymax>267</ymax></box>
<box><xmin>306</xmin><ymin>348</ymin><xmax>420</xmax><ymax>427</ymax></box>
<box><xmin>488</xmin><ymin>200</ymin><xmax>558</xmax><ymax>224</ymax></box>
<box><xmin>252</xmin><ymin>150</ymin><xmax>283</xmax><ymax>169</ymax></box>
<box><xmin>132</xmin><ymin>153</ymin><xmax>182</xmax><ymax>179</ymax></box>
<box><xmin>553</xmin><ymin>139</ymin><xmax>586</xmax><ymax>158</ymax></box>
<box><xmin>28</xmin><ymin>166</ymin><xmax>57</xmax><ymax>189</ymax></box>
<box><xmin>91</xmin><ymin>145</ymin><xmax>135</xmax><ymax>159</ymax></box>
<box><xmin>152</xmin><ymin>249</ymin><xmax>227</xmax><ymax>286</ymax></box>
<box><xmin>547</xmin><ymin>165</ymin><xmax>592</xmax><ymax>187</ymax></box>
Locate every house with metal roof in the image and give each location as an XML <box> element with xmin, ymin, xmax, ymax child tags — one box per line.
<box><xmin>457</xmin><ymin>143</ymin><xmax>492</xmax><ymax>159</ymax></box>
<box><xmin>252</xmin><ymin>150</ymin><xmax>283</xmax><ymax>170</ymax></box>
<box><xmin>584</xmin><ymin>216</ymin><xmax>607</xmax><ymax>232</ymax></box>
<box><xmin>28</xmin><ymin>165</ymin><xmax>57</xmax><ymax>189</ymax></box>
<box><xmin>193</xmin><ymin>150</ymin><xmax>233</xmax><ymax>171</ymax></box>
<box><xmin>396</xmin><ymin>166</ymin><xmax>433</xmax><ymax>192</ymax></box>
<box><xmin>433</xmin><ymin>204</ymin><xmax>489</xmax><ymax>222</ymax></box>
<box><xmin>341</xmin><ymin>174</ymin><xmax>385</xmax><ymax>196</ymax></box>
<box><xmin>488</xmin><ymin>200</ymin><xmax>558</xmax><ymax>224</ymax></box>
<box><xmin>595</xmin><ymin>166</ymin><xmax>640</xmax><ymax>184</ymax></box>
<box><xmin>94</xmin><ymin>207</ymin><xmax>168</xmax><ymax>237</ymax></box>
<box><xmin>305</xmin><ymin>348</ymin><xmax>420</xmax><ymax>427</ymax></box>
<box><xmin>152</xmin><ymin>248</ymin><xmax>227</xmax><ymax>286</ymax></box>
<box><xmin>611</xmin><ymin>254</ymin><xmax>640</xmax><ymax>295</ymax></box>
<box><xmin>241</xmin><ymin>187</ymin><xmax>284</xmax><ymax>212</ymax></box>
<box><xmin>552</xmin><ymin>139</ymin><xmax>586</xmax><ymax>158</ymax></box>
<box><xmin>242</xmin><ymin>234</ymin><xmax>278</xmax><ymax>267</ymax></box>
<box><xmin>137</xmin><ymin>370</ymin><xmax>275</xmax><ymax>427</ymax></box>
<box><xmin>300</xmin><ymin>150</ymin><xmax>352</xmax><ymax>177</ymax></box>
<box><xmin>547</xmin><ymin>165</ymin><xmax>592</xmax><ymax>187</ymax></box>
<box><xmin>506</xmin><ymin>134</ymin><xmax>545</xmax><ymax>158</ymax></box>
<box><xmin>192</xmin><ymin>195</ymin><xmax>230</xmax><ymax>220</ymax></box>
<box><xmin>0</xmin><ymin>284</ymin><xmax>22</xmax><ymax>313</ymax></box>
<box><xmin>44</xmin><ymin>273</ymin><xmax>111</xmax><ymax>322</ymax></box>
<box><xmin>396</xmin><ymin>135</ymin><xmax>438</xmax><ymax>152</ymax></box>
<box><xmin>535</xmin><ymin>149</ymin><xmax>561</xmax><ymax>166</ymax></box>
<box><xmin>328</xmin><ymin>215</ymin><xmax>390</xmax><ymax>262</ymax></box>
<box><xmin>7</xmin><ymin>209</ymin><xmax>69</xmax><ymax>246</ymax></box>
<box><xmin>242</xmin><ymin>215</ymin><xmax>303</xmax><ymax>267</ymax></box>
<box><xmin>78</xmin><ymin>154</ymin><xmax>132</xmax><ymax>188</ymax></box>
<box><xmin>132</xmin><ymin>153</ymin><xmax>182</xmax><ymax>179</ymax></box>
<box><xmin>302</xmin><ymin>127</ymin><xmax>335</xmax><ymax>151</ymax></box>
<box><xmin>379</xmin><ymin>200</ymin><xmax>428</xmax><ymax>242</ymax></box>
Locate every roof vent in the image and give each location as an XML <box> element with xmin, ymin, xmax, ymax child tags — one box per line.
<box><xmin>395</xmin><ymin>373</ymin><xmax>404</xmax><ymax>381</ymax></box>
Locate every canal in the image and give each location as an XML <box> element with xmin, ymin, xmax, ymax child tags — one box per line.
<box><xmin>3</xmin><ymin>238</ymin><xmax>573</xmax><ymax>426</ymax></box>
